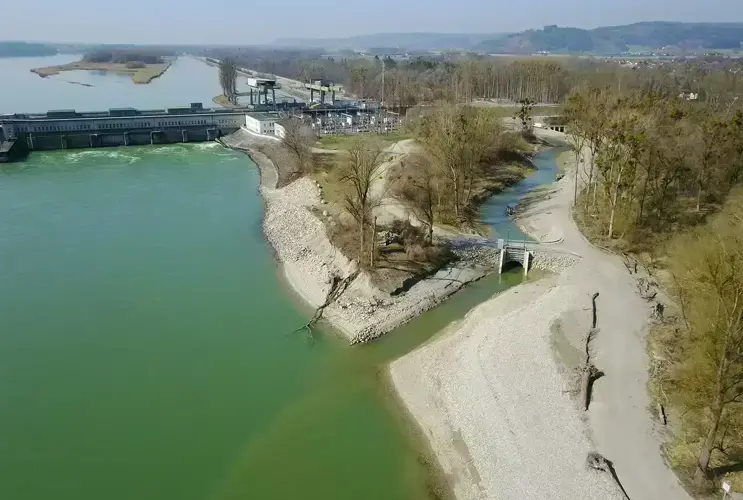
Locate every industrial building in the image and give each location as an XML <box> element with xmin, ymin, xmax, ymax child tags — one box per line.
<box><xmin>0</xmin><ymin>91</ymin><xmax>404</xmax><ymax>163</ymax></box>
<box><xmin>244</xmin><ymin>112</ymin><xmax>281</xmax><ymax>135</ymax></box>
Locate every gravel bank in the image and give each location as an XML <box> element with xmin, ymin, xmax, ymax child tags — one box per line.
<box><xmin>391</xmin><ymin>276</ymin><xmax>624</xmax><ymax>500</ymax></box>
<box><xmin>222</xmin><ymin>130</ymin><xmax>500</xmax><ymax>343</ymax></box>
<box><xmin>264</xmin><ymin>176</ymin><xmax>496</xmax><ymax>343</ymax></box>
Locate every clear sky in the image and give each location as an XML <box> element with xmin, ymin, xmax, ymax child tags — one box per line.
<box><xmin>3</xmin><ymin>0</ymin><xmax>741</xmax><ymax>45</ymax></box>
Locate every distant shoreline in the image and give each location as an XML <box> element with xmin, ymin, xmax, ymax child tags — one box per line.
<box><xmin>31</xmin><ymin>60</ymin><xmax>172</xmax><ymax>85</ymax></box>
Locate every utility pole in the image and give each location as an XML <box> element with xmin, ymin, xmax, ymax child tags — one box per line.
<box><xmin>381</xmin><ymin>56</ymin><xmax>386</xmax><ymax>106</ymax></box>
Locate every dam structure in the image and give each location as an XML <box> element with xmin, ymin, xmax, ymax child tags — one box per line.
<box><xmin>0</xmin><ymin>103</ymin><xmax>250</xmax><ymax>162</ymax></box>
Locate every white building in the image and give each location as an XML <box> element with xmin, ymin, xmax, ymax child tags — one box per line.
<box><xmin>274</xmin><ymin>122</ymin><xmax>286</xmax><ymax>139</ymax></box>
<box><xmin>244</xmin><ymin>112</ymin><xmax>280</xmax><ymax>136</ymax></box>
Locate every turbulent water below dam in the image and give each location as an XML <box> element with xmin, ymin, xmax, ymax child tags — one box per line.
<box><xmin>0</xmin><ymin>55</ymin><xmax>559</xmax><ymax>500</ymax></box>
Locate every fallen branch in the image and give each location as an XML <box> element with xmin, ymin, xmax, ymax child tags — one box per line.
<box><xmin>591</xmin><ymin>291</ymin><xmax>599</xmax><ymax>329</ymax></box>
<box><xmin>621</xmin><ymin>253</ymin><xmax>638</xmax><ymax>275</ymax></box>
<box><xmin>581</xmin><ymin>292</ymin><xmax>601</xmax><ymax>411</ymax></box>
<box><xmin>586</xmin><ymin>452</ymin><xmax>631</xmax><ymax>499</ymax></box>
<box><xmin>293</xmin><ymin>271</ymin><xmax>359</xmax><ymax>336</ymax></box>
<box><xmin>657</xmin><ymin>403</ymin><xmax>667</xmax><ymax>425</ymax></box>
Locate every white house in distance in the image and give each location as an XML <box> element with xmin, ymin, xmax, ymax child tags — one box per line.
<box><xmin>244</xmin><ymin>112</ymin><xmax>280</xmax><ymax>136</ymax></box>
<box><xmin>274</xmin><ymin>122</ymin><xmax>286</xmax><ymax>139</ymax></box>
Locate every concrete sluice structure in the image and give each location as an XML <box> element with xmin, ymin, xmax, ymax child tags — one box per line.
<box><xmin>0</xmin><ymin>103</ymin><xmax>249</xmax><ymax>161</ymax></box>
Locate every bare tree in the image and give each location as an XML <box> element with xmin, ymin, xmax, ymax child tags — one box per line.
<box><xmin>219</xmin><ymin>58</ymin><xmax>238</xmax><ymax>104</ymax></box>
<box><xmin>398</xmin><ymin>155</ymin><xmax>438</xmax><ymax>244</ymax></box>
<box><xmin>514</xmin><ymin>98</ymin><xmax>535</xmax><ymax>136</ymax></box>
<box><xmin>566</xmin><ymin>121</ymin><xmax>588</xmax><ymax>206</ymax></box>
<box><xmin>419</xmin><ymin>104</ymin><xmax>498</xmax><ymax>222</ymax></box>
<box><xmin>341</xmin><ymin>138</ymin><xmax>387</xmax><ymax>264</ymax></box>
<box><xmin>280</xmin><ymin>118</ymin><xmax>315</xmax><ymax>174</ymax></box>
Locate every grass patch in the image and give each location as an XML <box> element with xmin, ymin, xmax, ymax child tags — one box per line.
<box><xmin>31</xmin><ymin>61</ymin><xmax>171</xmax><ymax>84</ymax></box>
<box><xmin>309</xmin><ymin>152</ymin><xmax>349</xmax><ymax>207</ymax></box>
<box><xmin>317</xmin><ymin>131</ymin><xmax>412</xmax><ymax>151</ymax></box>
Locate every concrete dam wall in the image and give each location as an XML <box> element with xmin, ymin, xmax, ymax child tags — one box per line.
<box><xmin>1</xmin><ymin>103</ymin><xmax>249</xmax><ymax>161</ymax></box>
<box><xmin>24</xmin><ymin>126</ymin><xmax>239</xmax><ymax>151</ymax></box>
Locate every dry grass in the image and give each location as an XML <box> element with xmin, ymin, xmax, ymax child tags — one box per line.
<box><xmin>317</xmin><ymin>132</ymin><xmax>411</xmax><ymax>151</ymax></box>
<box><xmin>253</xmin><ymin>142</ymin><xmax>304</xmax><ymax>188</ymax></box>
<box><xmin>309</xmin><ymin>152</ymin><xmax>349</xmax><ymax>207</ymax></box>
<box><xmin>31</xmin><ymin>61</ymin><xmax>171</xmax><ymax>84</ymax></box>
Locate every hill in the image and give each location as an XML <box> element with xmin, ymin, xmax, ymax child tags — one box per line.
<box><xmin>0</xmin><ymin>42</ymin><xmax>58</xmax><ymax>57</ymax></box>
<box><xmin>272</xmin><ymin>32</ymin><xmax>505</xmax><ymax>51</ymax></box>
<box><xmin>274</xmin><ymin>22</ymin><xmax>743</xmax><ymax>55</ymax></box>
<box><xmin>476</xmin><ymin>22</ymin><xmax>743</xmax><ymax>54</ymax></box>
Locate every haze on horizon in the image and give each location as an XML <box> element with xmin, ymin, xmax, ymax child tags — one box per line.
<box><xmin>3</xmin><ymin>0</ymin><xmax>742</xmax><ymax>45</ymax></box>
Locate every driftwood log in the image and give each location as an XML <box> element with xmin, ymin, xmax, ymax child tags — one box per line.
<box><xmin>294</xmin><ymin>271</ymin><xmax>359</xmax><ymax>336</ymax></box>
<box><xmin>586</xmin><ymin>452</ymin><xmax>631</xmax><ymax>499</ymax></box>
<box><xmin>580</xmin><ymin>292</ymin><xmax>602</xmax><ymax>411</ymax></box>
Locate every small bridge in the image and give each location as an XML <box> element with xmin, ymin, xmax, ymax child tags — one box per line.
<box><xmin>461</xmin><ymin>238</ymin><xmax>534</xmax><ymax>275</ymax></box>
<box><xmin>495</xmin><ymin>239</ymin><xmax>533</xmax><ymax>275</ymax></box>
<box><xmin>498</xmin><ymin>240</ymin><xmax>532</xmax><ymax>275</ymax></box>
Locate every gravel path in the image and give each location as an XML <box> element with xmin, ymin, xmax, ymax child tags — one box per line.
<box><xmin>391</xmin><ymin>131</ymin><xmax>693</xmax><ymax>500</ymax></box>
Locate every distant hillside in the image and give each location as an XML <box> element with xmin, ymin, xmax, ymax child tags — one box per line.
<box><xmin>476</xmin><ymin>22</ymin><xmax>743</xmax><ymax>54</ymax></box>
<box><xmin>0</xmin><ymin>42</ymin><xmax>58</xmax><ymax>57</ymax></box>
<box><xmin>272</xmin><ymin>33</ymin><xmax>505</xmax><ymax>51</ymax></box>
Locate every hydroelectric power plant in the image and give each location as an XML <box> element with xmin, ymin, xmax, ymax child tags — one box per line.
<box><xmin>0</xmin><ymin>103</ymin><xmax>248</xmax><ymax>162</ymax></box>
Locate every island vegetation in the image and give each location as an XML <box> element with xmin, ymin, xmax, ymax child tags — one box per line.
<box><xmin>31</xmin><ymin>49</ymin><xmax>173</xmax><ymax>84</ymax></box>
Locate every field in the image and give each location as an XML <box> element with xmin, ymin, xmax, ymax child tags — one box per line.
<box><xmin>31</xmin><ymin>61</ymin><xmax>172</xmax><ymax>84</ymax></box>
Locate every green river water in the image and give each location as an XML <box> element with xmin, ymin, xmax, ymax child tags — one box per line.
<box><xmin>0</xmin><ymin>56</ymin><xmax>555</xmax><ymax>500</ymax></box>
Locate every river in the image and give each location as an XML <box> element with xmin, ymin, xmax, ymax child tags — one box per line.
<box><xmin>0</xmin><ymin>55</ymin><xmax>557</xmax><ymax>500</ymax></box>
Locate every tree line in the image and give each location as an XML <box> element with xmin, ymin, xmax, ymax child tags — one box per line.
<box><xmin>565</xmin><ymin>85</ymin><xmax>743</xmax><ymax>491</ymax></box>
<box><xmin>202</xmin><ymin>45</ymin><xmax>743</xmax><ymax>112</ymax></box>
<box><xmin>82</xmin><ymin>50</ymin><xmax>167</xmax><ymax>65</ymax></box>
